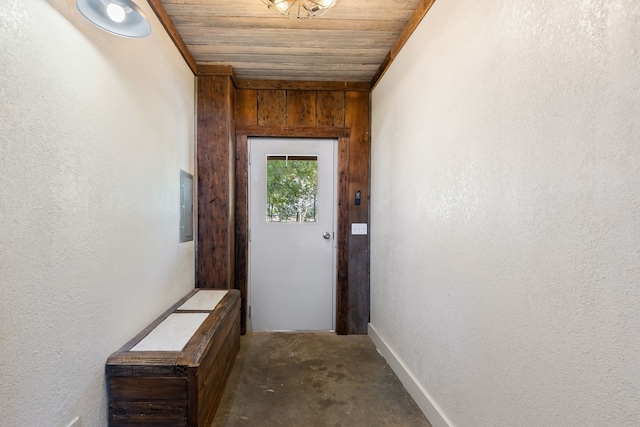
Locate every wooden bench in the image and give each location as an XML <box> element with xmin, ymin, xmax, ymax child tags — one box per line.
<box><xmin>106</xmin><ymin>289</ymin><xmax>241</xmax><ymax>426</ymax></box>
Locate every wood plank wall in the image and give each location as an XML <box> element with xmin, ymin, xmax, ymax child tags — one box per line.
<box><xmin>234</xmin><ymin>88</ymin><xmax>371</xmax><ymax>335</ymax></box>
<box><xmin>196</xmin><ymin>77</ymin><xmax>370</xmax><ymax>334</ymax></box>
<box><xmin>344</xmin><ymin>92</ymin><xmax>370</xmax><ymax>334</ymax></box>
<box><xmin>196</xmin><ymin>75</ymin><xmax>236</xmax><ymax>290</ymax></box>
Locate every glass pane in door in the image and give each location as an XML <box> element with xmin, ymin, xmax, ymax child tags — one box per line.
<box><xmin>266</xmin><ymin>155</ymin><xmax>318</xmax><ymax>223</ymax></box>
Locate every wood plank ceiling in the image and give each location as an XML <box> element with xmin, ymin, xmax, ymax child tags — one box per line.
<box><xmin>152</xmin><ymin>0</ymin><xmax>428</xmax><ymax>85</ymax></box>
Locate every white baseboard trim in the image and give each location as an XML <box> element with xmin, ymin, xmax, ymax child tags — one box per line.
<box><xmin>368</xmin><ymin>323</ymin><xmax>454</xmax><ymax>427</ymax></box>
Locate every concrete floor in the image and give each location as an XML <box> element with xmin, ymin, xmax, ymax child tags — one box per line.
<box><xmin>212</xmin><ymin>332</ymin><xmax>432</xmax><ymax>427</ymax></box>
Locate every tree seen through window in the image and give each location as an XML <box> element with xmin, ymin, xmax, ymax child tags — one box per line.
<box><xmin>266</xmin><ymin>156</ymin><xmax>318</xmax><ymax>222</ymax></box>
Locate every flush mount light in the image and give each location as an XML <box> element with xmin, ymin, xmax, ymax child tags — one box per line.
<box><xmin>262</xmin><ymin>0</ymin><xmax>339</xmax><ymax>19</ymax></box>
<box><xmin>76</xmin><ymin>0</ymin><xmax>151</xmax><ymax>38</ymax></box>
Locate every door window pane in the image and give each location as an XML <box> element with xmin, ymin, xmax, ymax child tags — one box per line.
<box><xmin>266</xmin><ymin>155</ymin><xmax>318</xmax><ymax>223</ymax></box>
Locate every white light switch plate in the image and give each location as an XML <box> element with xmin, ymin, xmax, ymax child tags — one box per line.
<box><xmin>352</xmin><ymin>223</ymin><xmax>367</xmax><ymax>235</ymax></box>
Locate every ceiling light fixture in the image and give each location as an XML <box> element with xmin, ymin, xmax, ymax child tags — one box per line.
<box><xmin>76</xmin><ymin>0</ymin><xmax>151</xmax><ymax>38</ymax></box>
<box><xmin>262</xmin><ymin>0</ymin><xmax>339</xmax><ymax>19</ymax></box>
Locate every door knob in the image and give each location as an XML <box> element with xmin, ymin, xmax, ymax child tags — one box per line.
<box><xmin>323</xmin><ymin>232</ymin><xmax>331</xmax><ymax>240</ymax></box>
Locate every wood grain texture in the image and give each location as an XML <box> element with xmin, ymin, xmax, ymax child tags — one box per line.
<box><xmin>237</xmin><ymin>80</ymin><xmax>370</xmax><ymax>92</ymax></box>
<box><xmin>161</xmin><ymin>0</ymin><xmax>419</xmax><ymax>86</ymax></box>
<box><xmin>232</xmin><ymin>69</ymin><xmax>375</xmax><ymax>82</ymax></box>
<box><xmin>235</xmin><ymin>90</ymin><xmax>257</xmax><ymax>127</ymax></box>
<box><xmin>177</xmin><ymin>291</ymin><xmax>240</xmax><ymax>365</ymax></box>
<box><xmin>108</xmin><ymin>377</ymin><xmax>188</xmax><ymax>401</ymax></box>
<box><xmin>163</xmin><ymin>2</ymin><xmax>416</xmax><ymax>21</ymax></box>
<box><xmin>109</xmin><ymin>400</ymin><xmax>187</xmax><ymax>426</ymax></box>
<box><xmin>188</xmin><ymin>300</ymin><xmax>240</xmax><ymax>426</ymax></box>
<box><xmin>256</xmin><ymin>90</ymin><xmax>286</xmax><ymax>126</ymax></box>
<box><xmin>170</xmin><ymin>16</ymin><xmax>407</xmax><ymax>31</ymax></box>
<box><xmin>186</xmin><ymin>294</ymin><xmax>240</xmax><ymax>426</ymax></box>
<box><xmin>149</xmin><ymin>0</ymin><xmax>427</xmax><ymax>83</ymax></box>
<box><xmin>196</xmin><ymin>75</ymin><xmax>236</xmax><ymax>289</ymax></box>
<box><xmin>345</xmin><ymin>91</ymin><xmax>371</xmax><ymax>334</ymax></box>
<box><xmin>227</xmin><ymin>86</ymin><xmax>237</xmax><ymax>293</ymax></box>
<box><xmin>336</xmin><ymin>136</ymin><xmax>350</xmax><ymax>335</ymax></box>
<box><xmin>235</xmin><ymin>126</ymin><xmax>349</xmax><ymax>138</ymax></box>
<box><xmin>196</xmin><ymin>318</ymin><xmax>239</xmax><ymax>399</ymax></box>
<box><xmin>194</xmin><ymin>53</ymin><xmax>383</xmax><ymax>66</ymax></box>
<box><xmin>106</xmin><ymin>352</ymin><xmax>182</xmax><ymax>377</ymax></box>
<box><xmin>196</xmin><ymin>321</ymin><xmax>240</xmax><ymax>426</ymax></box>
<box><xmin>234</xmin><ymin>135</ymin><xmax>249</xmax><ymax>335</ymax></box>
<box><xmin>317</xmin><ymin>91</ymin><xmax>345</xmax><ymax>127</ymax></box>
<box><xmin>196</xmin><ymin>63</ymin><xmax>234</xmax><ymax>76</ymax></box>
<box><xmin>286</xmin><ymin>91</ymin><xmax>317</xmax><ymax>127</ymax></box>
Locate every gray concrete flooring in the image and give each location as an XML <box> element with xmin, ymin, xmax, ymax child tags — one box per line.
<box><xmin>212</xmin><ymin>332</ymin><xmax>431</xmax><ymax>427</ymax></box>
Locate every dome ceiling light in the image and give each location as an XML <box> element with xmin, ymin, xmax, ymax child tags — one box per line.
<box><xmin>76</xmin><ymin>0</ymin><xmax>151</xmax><ymax>38</ymax></box>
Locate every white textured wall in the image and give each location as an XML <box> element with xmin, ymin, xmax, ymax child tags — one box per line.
<box><xmin>371</xmin><ymin>0</ymin><xmax>640</xmax><ymax>426</ymax></box>
<box><xmin>0</xmin><ymin>0</ymin><xmax>195</xmax><ymax>425</ymax></box>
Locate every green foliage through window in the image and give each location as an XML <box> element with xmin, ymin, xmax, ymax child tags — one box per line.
<box><xmin>266</xmin><ymin>156</ymin><xmax>318</xmax><ymax>222</ymax></box>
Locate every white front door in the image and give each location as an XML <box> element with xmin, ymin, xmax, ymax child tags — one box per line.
<box><xmin>249</xmin><ymin>137</ymin><xmax>336</xmax><ymax>331</ymax></box>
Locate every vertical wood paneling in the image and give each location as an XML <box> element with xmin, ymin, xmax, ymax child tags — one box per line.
<box><xmin>197</xmin><ymin>75</ymin><xmax>235</xmax><ymax>290</ymax></box>
<box><xmin>317</xmin><ymin>91</ymin><xmax>345</xmax><ymax>127</ymax></box>
<box><xmin>286</xmin><ymin>90</ymin><xmax>317</xmax><ymax>126</ymax></box>
<box><xmin>257</xmin><ymin>90</ymin><xmax>287</xmax><ymax>126</ymax></box>
<box><xmin>345</xmin><ymin>91</ymin><xmax>371</xmax><ymax>334</ymax></box>
<box><xmin>232</xmin><ymin>85</ymin><xmax>370</xmax><ymax>335</ymax></box>
<box><xmin>187</xmin><ymin>365</ymin><xmax>199</xmax><ymax>426</ymax></box>
<box><xmin>336</xmin><ymin>136</ymin><xmax>350</xmax><ymax>335</ymax></box>
<box><xmin>234</xmin><ymin>134</ymin><xmax>249</xmax><ymax>335</ymax></box>
<box><xmin>235</xmin><ymin>90</ymin><xmax>257</xmax><ymax>127</ymax></box>
<box><xmin>227</xmin><ymin>82</ymin><xmax>236</xmax><ymax>291</ymax></box>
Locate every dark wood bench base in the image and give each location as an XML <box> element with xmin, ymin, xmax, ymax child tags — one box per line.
<box><xmin>106</xmin><ymin>290</ymin><xmax>241</xmax><ymax>426</ymax></box>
